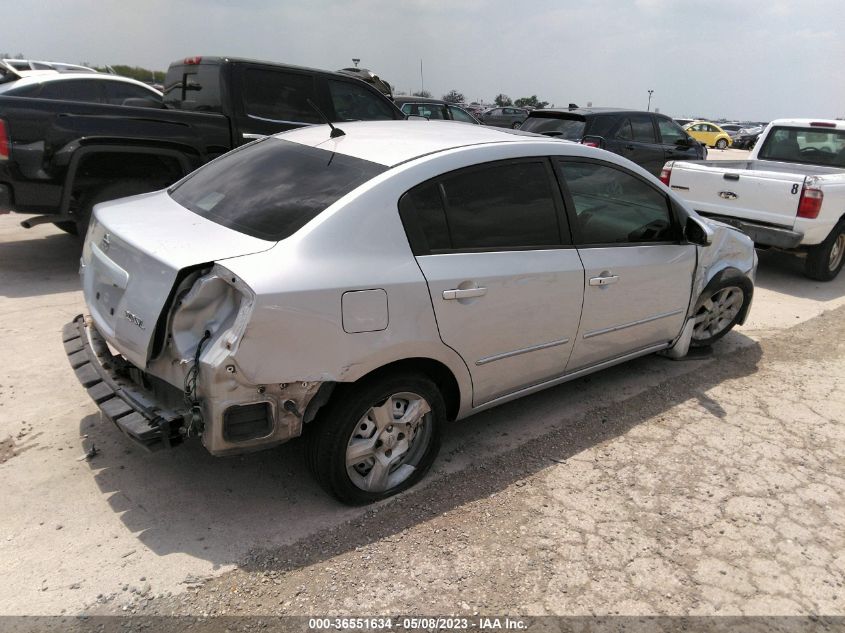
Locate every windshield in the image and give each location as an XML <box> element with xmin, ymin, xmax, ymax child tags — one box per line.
<box><xmin>170</xmin><ymin>138</ymin><xmax>388</xmax><ymax>241</ymax></box>
<box><xmin>519</xmin><ymin>115</ymin><xmax>586</xmax><ymax>140</ymax></box>
<box><xmin>757</xmin><ymin>126</ymin><xmax>845</xmax><ymax>167</ymax></box>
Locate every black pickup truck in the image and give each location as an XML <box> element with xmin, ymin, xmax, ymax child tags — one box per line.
<box><xmin>0</xmin><ymin>56</ymin><xmax>404</xmax><ymax>235</ymax></box>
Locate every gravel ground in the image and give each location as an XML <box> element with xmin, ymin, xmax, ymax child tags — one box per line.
<box><xmin>87</xmin><ymin>303</ymin><xmax>845</xmax><ymax>618</ymax></box>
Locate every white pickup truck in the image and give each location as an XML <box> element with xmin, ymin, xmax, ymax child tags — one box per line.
<box><xmin>660</xmin><ymin>118</ymin><xmax>845</xmax><ymax>280</ymax></box>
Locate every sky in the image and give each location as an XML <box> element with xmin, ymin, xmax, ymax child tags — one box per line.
<box><xmin>4</xmin><ymin>0</ymin><xmax>844</xmax><ymax>122</ymax></box>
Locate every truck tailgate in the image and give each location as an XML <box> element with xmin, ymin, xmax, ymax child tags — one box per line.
<box><xmin>669</xmin><ymin>161</ymin><xmax>803</xmax><ymax>228</ymax></box>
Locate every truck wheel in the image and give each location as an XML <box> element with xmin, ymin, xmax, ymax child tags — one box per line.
<box><xmin>805</xmin><ymin>221</ymin><xmax>845</xmax><ymax>281</ymax></box>
<box><xmin>75</xmin><ymin>180</ymin><xmax>161</xmax><ymax>241</ymax></box>
<box><xmin>690</xmin><ymin>282</ymin><xmax>748</xmax><ymax>348</ymax></box>
<box><xmin>307</xmin><ymin>373</ymin><xmax>444</xmax><ymax>505</ymax></box>
<box><xmin>716</xmin><ymin>138</ymin><xmax>728</xmax><ymax>150</ymax></box>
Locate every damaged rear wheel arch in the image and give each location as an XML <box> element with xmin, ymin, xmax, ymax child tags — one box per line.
<box><xmin>313</xmin><ymin>358</ymin><xmax>461</xmax><ymax>425</ymax></box>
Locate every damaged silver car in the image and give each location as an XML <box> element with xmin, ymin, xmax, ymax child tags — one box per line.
<box><xmin>63</xmin><ymin>121</ymin><xmax>756</xmax><ymax>504</ymax></box>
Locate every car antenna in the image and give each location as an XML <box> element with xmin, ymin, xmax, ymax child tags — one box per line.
<box><xmin>307</xmin><ymin>98</ymin><xmax>345</xmax><ymax>138</ymax></box>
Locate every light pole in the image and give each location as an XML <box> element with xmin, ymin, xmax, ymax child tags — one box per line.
<box><xmin>647</xmin><ymin>89</ymin><xmax>654</xmax><ymax>112</ymax></box>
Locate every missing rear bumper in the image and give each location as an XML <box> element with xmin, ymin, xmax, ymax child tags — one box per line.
<box><xmin>62</xmin><ymin>315</ymin><xmax>186</xmax><ymax>451</ymax></box>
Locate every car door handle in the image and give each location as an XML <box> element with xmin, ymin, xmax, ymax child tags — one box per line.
<box><xmin>589</xmin><ymin>275</ymin><xmax>619</xmax><ymax>286</ymax></box>
<box><xmin>443</xmin><ymin>287</ymin><xmax>487</xmax><ymax>300</ymax></box>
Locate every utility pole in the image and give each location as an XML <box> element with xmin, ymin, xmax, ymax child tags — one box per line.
<box><xmin>647</xmin><ymin>89</ymin><xmax>654</xmax><ymax>112</ymax></box>
<box><xmin>420</xmin><ymin>59</ymin><xmax>424</xmax><ymax>94</ymax></box>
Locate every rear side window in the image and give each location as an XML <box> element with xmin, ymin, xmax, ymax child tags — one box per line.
<box><xmin>243</xmin><ymin>68</ymin><xmax>321</xmax><ymax>123</ymax></box>
<box><xmin>163</xmin><ymin>64</ymin><xmax>222</xmax><ymax>112</ymax></box>
<box><xmin>170</xmin><ymin>138</ymin><xmax>387</xmax><ymax>241</ymax></box>
<box><xmin>630</xmin><ymin>115</ymin><xmax>656</xmax><ymax>143</ymax></box>
<box><xmin>519</xmin><ymin>115</ymin><xmax>585</xmax><ymax>140</ymax></box>
<box><xmin>328</xmin><ymin>79</ymin><xmax>399</xmax><ymax>121</ymax></box>
<box><xmin>557</xmin><ymin>161</ymin><xmax>676</xmax><ymax>245</ymax></box>
<box><xmin>3</xmin><ymin>83</ymin><xmax>42</xmax><ymax>97</ymax></box>
<box><xmin>37</xmin><ymin>80</ymin><xmax>105</xmax><ymax>103</ymax></box>
<box><xmin>401</xmin><ymin>161</ymin><xmax>564</xmax><ymax>253</ymax></box>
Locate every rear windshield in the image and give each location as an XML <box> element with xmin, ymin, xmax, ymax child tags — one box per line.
<box><xmin>757</xmin><ymin>126</ymin><xmax>845</xmax><ymax>167</ymax></box>
<box><xmin>170</xmin><ymin>138</ymin><xmax>388</xmax><ymax>241</ymax></box>
<box><xmin>163</xmin><ymin>63</ymin><xmax>222</xmax><ymax>112</ymax></box>
<box><xmin>519</xmin><ymin>114</ymin><xmax>586</xmax><ymax>140</ymax></box>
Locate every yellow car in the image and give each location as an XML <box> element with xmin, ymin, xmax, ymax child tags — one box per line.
<box><xmin>684</xmin><ymin>121</ymin><xmax>733</xmax><ymax>149</ymax></box>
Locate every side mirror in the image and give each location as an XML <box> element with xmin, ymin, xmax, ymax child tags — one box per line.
<box><xmin>675</xmin><ymin>136</ymin><xmax>692</xmax><ymax>147</ymax></box>
<box><xmin>685</xmin><ymin>215</ymin><xmax>713</xmax><ymax>246</ymax></box>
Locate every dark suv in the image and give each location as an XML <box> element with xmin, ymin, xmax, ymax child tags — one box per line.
<box><xmin>519</xmin><ymin>108</ymin><xmax>706</xmax><ymax>176</ymax></box>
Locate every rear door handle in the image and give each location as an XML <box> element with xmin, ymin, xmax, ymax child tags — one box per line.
<box><xmin>443</xmin><ymin>287</ymin><xmax>487</xmax><ymax>300</ymax></box>
<box><xmin>589</xmin><ymin>275</ymin><xmax>619</xmax><ymax>287</ymax></box>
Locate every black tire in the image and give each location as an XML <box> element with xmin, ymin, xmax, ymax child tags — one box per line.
<box><xmin>715</xmin><ymin>138</ymin><xmax>728</xmax><ymax>150</ymax></box>
<box><xmin>53</xmin><ymin>221</ymin><xmax>78</xmax><ymax>236</ymax></box>
<box><xmin>75</xmin><ymin>179</ymin><xmax>161</xmax><ymax>241</ymax></box>
<box><xmin>307</xmin><ymin>373</ymin><xmax>444</xmax><ymax>505</ymax></box>
<box><xmin>804</xmin><ymin>220</ymin><xmax>845</xmax><ymax>281</ymax></box>
<box><xmin>690</xmin><ymin>280</ymin><xmax>749</xmax><ymax>348</ymax></box>
<box><xmin>511</xmin><ymin>121</ymin><xmax>521</xmax><ymax>129</ymax></box>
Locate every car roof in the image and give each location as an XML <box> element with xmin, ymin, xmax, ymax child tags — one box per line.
<box><xmin>0</xmin><ymin>72</ymin><xmax>162</xmax><ymax>95</ymax></box>
<box><xmin>767</xmin><ymin>118</ymin><xmax>845</xmax><ymax>130</ymax></box>
<box><xmin>275</xmin><ymin>120</ymin><xmax>560</xmax><ymax>167</ymax></box>
<box><xmin>529</xmin><ymin>107</ymin><xmax>655</xmax><ymax>117</ymax></box>
<box><xmin>393</xmin><ymin>96</ymin><xmax>449</xmax><ymax>105</ymax></box>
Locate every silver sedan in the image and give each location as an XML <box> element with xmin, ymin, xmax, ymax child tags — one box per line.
<box><xmin>63</xmin><ymin>121</ymin><xmax>756</xmax><ymax>504</ymax></box>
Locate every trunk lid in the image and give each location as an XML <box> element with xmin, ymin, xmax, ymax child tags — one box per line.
<box><xmin>82</xmin><ymin>190</ymin><xmax>274</xmax><ymax>368</ymax></box>
<box><xmin>669</xmin><ymin>160</ymin><xmax>807</xmax><ymax>228</ymax></box>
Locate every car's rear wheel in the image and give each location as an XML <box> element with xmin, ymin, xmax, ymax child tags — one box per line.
<box><xmin>805</xmin><ymin>220</ymin><xmax>845</xmax><ymax>281</ymax></box>
<box><xmin>511</xmin><ymin>121</ymin><xmax>521</xmax><ymax>129</ymax></box>
<box><xmin>715</xmin><ymin>138</ymin><xmax>728</xmax><ymax>149</ymax></box>
<box><xmin>307</xmin><ymin>373</ymin><xmax>444</xmax><ymax>505</ymax></box>
<box><xmin>690</xmin><ymin>282</ymin><xmax>747</xmax><ymax>347</ymax></box>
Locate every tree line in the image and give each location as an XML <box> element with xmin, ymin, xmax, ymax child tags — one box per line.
<box><xmin>401</xmin><ymin>88</ymin><xmax>550</xmax><ymax>109</ymax></box>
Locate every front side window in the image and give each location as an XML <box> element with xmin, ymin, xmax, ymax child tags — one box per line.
<box><xmin>242</xmin><ymin>68</ymin><xmax>320</xmax><ymax>123</ymax></box>
<box><xmin>170</xmin><ymin>138</ymin><xmax>387</xmax><ymax>241</ymax></box>
<box><xmin>657</xmin><ymin>117</ymin><xmax>686</xmax><ymax>144</ymax></box>
<box><xmin>328</xmin><ymin>79</ymin><xmax>398</xmax><ymax>121</ymax></box>
<box><xmin>557</xmin><ymin>161</ymin><xmax>676</xmax><ymax>245</ymax></box>
<box><xmin>104</xmin><ymin>81</ymin><xmax>161</xmax><ymax>105</ymax></box>
<box><xmin>401</xmin><ymin>161</ymin><xmax>564</xmax><ymax>252</ymax></box>
<box><xmin>448</xmin><ymin>105</ymin><xmax>476</xmax><ymax>123</ymax></box>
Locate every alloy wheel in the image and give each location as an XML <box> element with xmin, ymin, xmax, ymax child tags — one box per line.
<box><xmin>828</xmin><ymin>232</ymin><xmax>845</xmax><ymax>272</ymax></box>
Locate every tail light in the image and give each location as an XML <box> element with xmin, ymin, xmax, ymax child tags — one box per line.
<box><xmin>659</xmin><ymin>161</ymin><xmax>674</xmax><ymax>186</ymax></box>
<box><xmin>183</xmin><ymin>56</ymin><xmax>202</xmax><ymax>65</ymax></box>
<box><xmin>0</xmin><ymin>119</ymin><xmax>9</xmax><ymax>160</ymax></box>
<box><xmin>581</xmin><ymin>139</ymin><xmax>600</xmax><ymax>148</ymax></box>
<box><xmin>797</xmin><ymin>181</ymin><xmax>823</xmax><ymax>219</ymax></box>
<box><xmin>809</xmin><ymin>121</ymin><xmax>836</xmax><ymax>128</ymax></box>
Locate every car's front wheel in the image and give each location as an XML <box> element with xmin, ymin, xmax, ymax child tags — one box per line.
<box><xmin>715</xmin><ymin>138</ymin><xmax>728</xmax><ymax>149</ymax></box>
<box><xmin>690</xmin><ymin>282</ymin><xmax>748</xmax><ymax>347</ymax></box>
<box><xmin>308</xmin><ymin>373</ymin><xmax>444</xmax><ymax>504</ymax></box>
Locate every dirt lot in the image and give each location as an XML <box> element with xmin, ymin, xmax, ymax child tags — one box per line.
<box><xmin>1</xmin><ymin>211</ymin><xmax>844</xmax><ymax>618</ymax></box>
